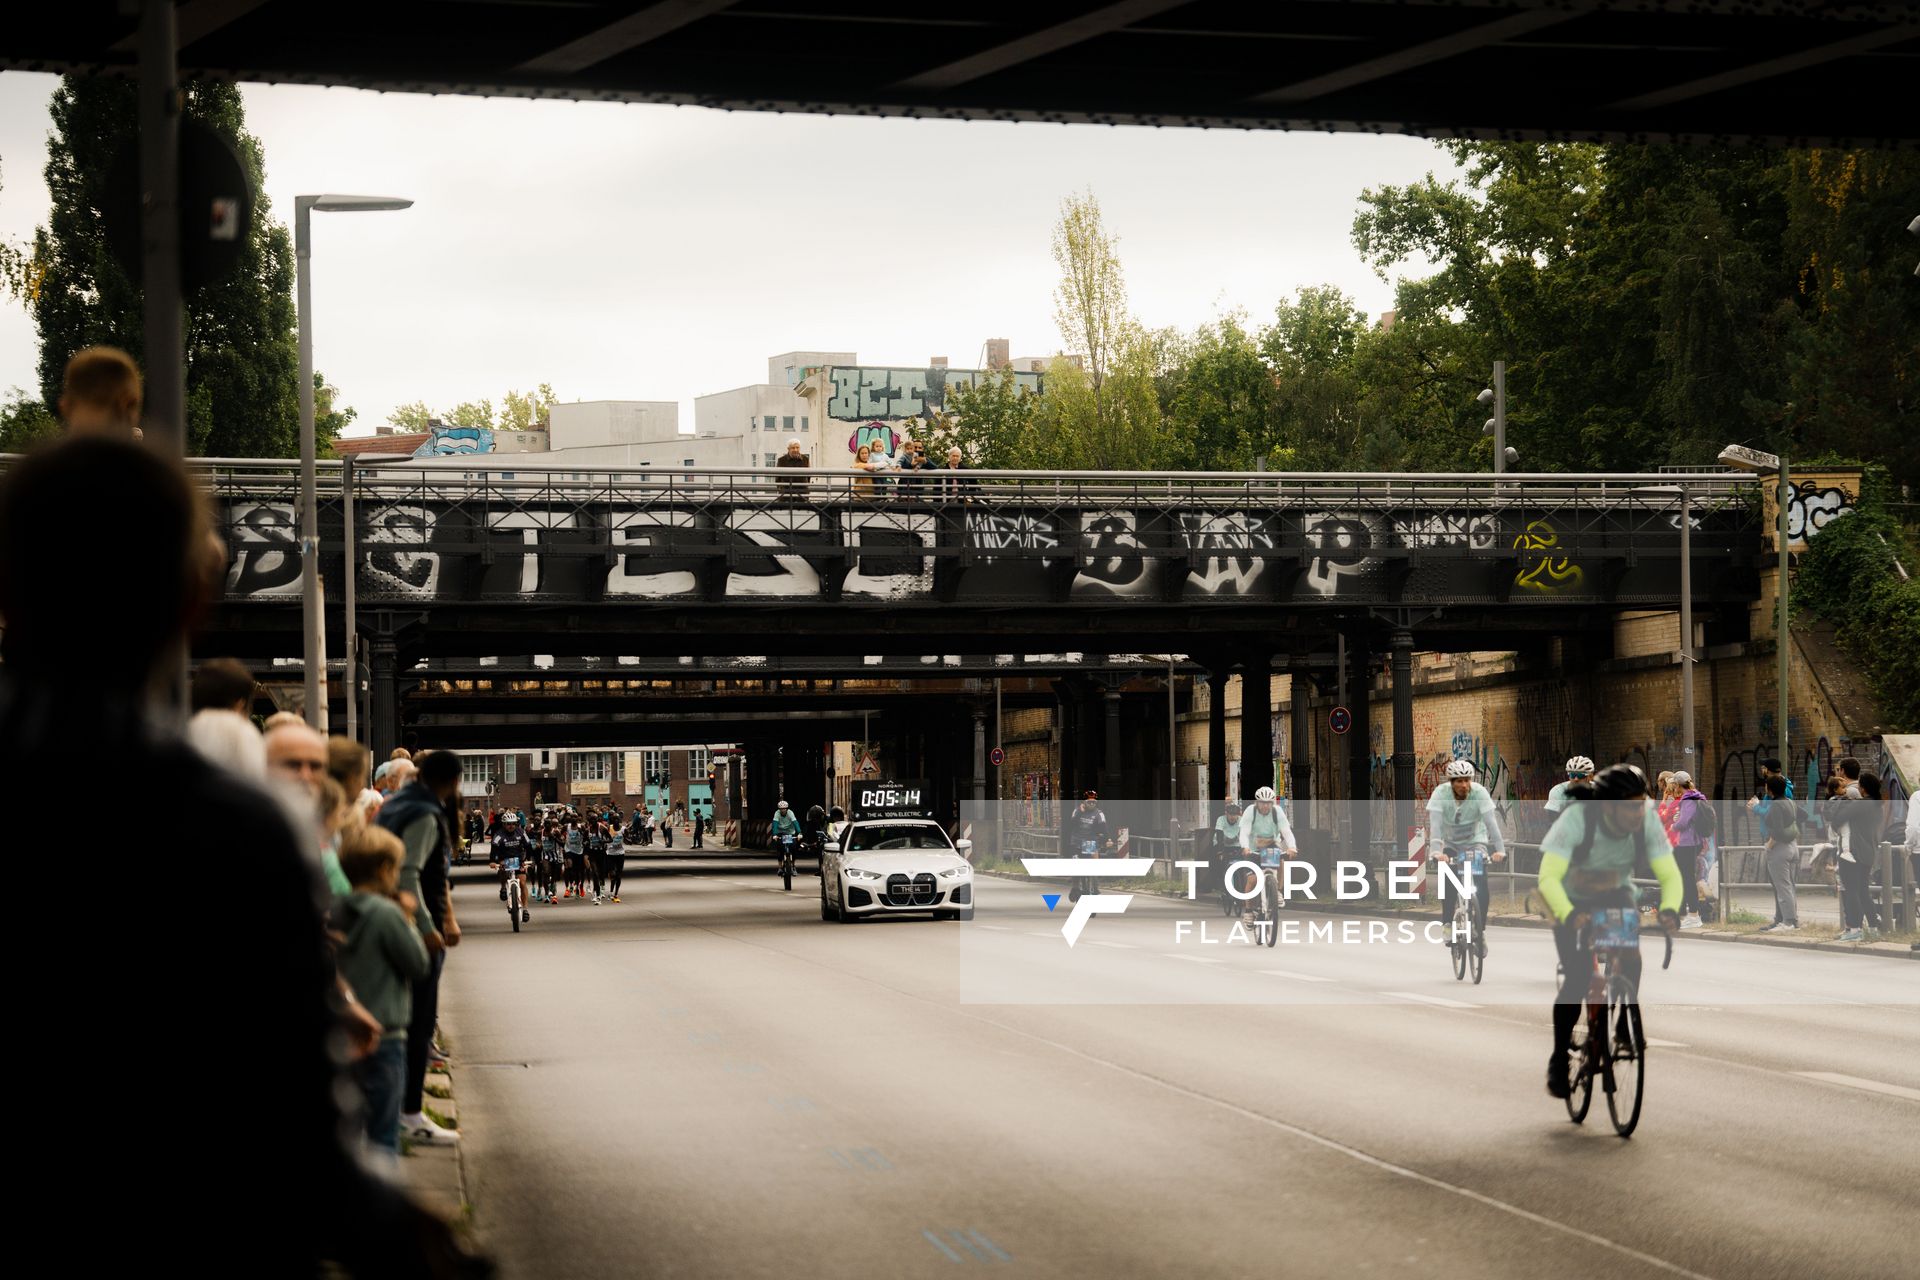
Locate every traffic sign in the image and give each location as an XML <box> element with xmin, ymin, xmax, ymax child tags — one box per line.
<box><xmin>856</xmin><ymin>754</ymin><xmax>878</xmax><ymax>776</ymax></box>
<box><xmin>1329</xmin><ymin>706</ymin><xmax>1353</xmax><ymax>735</ymax></box>
<box><xmin>989</xmin><ymin>746</ymin><xmax>1006</xmax><ymax>767</ymax></box>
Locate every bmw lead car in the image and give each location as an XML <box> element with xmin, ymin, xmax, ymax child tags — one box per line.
<box><xmin>820</xmin><ymin>781</ymin><xmax>974</xmax><ymax>923</ymax></box>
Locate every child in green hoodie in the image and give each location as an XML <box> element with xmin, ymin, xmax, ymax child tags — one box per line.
<box><xmin>330</xmin><ymin>827</ymin><xmax>431</xmax><ymax>1153</ymax></box>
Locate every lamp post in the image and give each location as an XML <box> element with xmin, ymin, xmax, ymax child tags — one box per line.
<box><xmin>1719</xmin><ymin>443</ymin><xmax>1790</xmax><ymax>770</ymax></box>
<box><xmin>296</xmin><ymin>194</ymin><xmax>411</xmax><ymax>730</ymax></box>
<box><xmin>1476</xmin><ymin>360</ymin><xmax>1517</xmax><ymax>472</ymax></box>
<box><xmin>1632</xmin><ymin>484</ymin><xmax>1697</xmax><ymax>775</ymax></box>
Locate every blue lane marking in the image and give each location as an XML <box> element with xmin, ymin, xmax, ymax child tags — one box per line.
<box><xmin>721</xmin><ymin>1060</ymin><xmax>764</xmax><ymax>1074</ymax></box>
<box><xmin>768</xmin><ymin>1095</ymin><xmax>815</xmax><ymax>1113</ymax></box>
<box><xmin>922</xmin><ymin>1230</ymin><xmax>963</xmax><ymax>1264</ymax></box>
<box><xmin>1042</xmin><ymin>894</ymin><xmax>1061</xmax><ymax>912</ymax></box>
<box><xmin>966</xmin><ymin>1230</ymin><xmax>1011</xmax><ymax>1262</ymax></box>
<box><xmin>686</xmin><ymin>1030</ymin><xmax>724</xmax><ymax>1046</ymax></box>
<box><xmin>826</xmin><ymin>1147</ymin><xmax>893</xmax><ymax>1172</ymax></box>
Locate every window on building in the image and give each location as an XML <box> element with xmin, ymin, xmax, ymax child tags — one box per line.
<box><xmin>763</xmin><ymin>415</ymin><xmax>778</xmax><ymax>431</ymax></box>
<box><xmin>570</xmin><ymin>752</ymin><xmax>611</xmax><ymax>783</ymax></box>
<box><xmin>688</xmin><ymin>747</ymin><xmax>712</xmax><ymax>779</ymax></box>
<box><xmin>643</xmin><ymin>749</ymin><xmax>670</xmax><ymax>789</ymax></box>
<box><xmin>504</xmin><ymin>755</ymin><xmax>516</xmax><ymax>784</ymax></box>
<box><xmin>800</xmin><ymin>416</ymin><xmax>809</xmax><ymax>432</ymax></box>
<box><xmin>750</xmin><ymin>418</ymin><xmax>759</xmax><ymax>431</ymax></box>
<box><xmin>461</xmin><ymin>756</ymin><xmax>497</xmax><ymax>787</ymax></box>
<box><xmin>781</xmin><ymin>416</ymin><xmax>794</xmax><ymax>431</ymax></box>
<box><xmin>683</xmin><ymin>458</ymin><xmax>695</xmax><ymax>467</ymax></box>
<box><xmin>616</xmin><ymin>752</ymin><xmax>625</xmax><ymax>781</ymax></box>
<box><xmin>764</xmin><ymin>453</ymin><xmax>777</xmax><ymax>467</ymax></box>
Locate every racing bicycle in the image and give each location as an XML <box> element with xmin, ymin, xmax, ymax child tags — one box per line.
<box><xmin>1441</xmin><ymin>845</ymin><xmax>1489</xmax><ymax>984</ymax></box>
<box><xmin>1231</xmin><ymin>850</ymin><xmax>1282</xmax><ymax>948</ymax></box>
<box><xmin>498</xmin><ymin>856</ymin><xmax>526</xmax><ymax>933</ymax></box>
<box><xmin>776</xmin><ymin>833</ymin><xmax>798</xmax><ymax>891</ymax></box>
<box><xmin>1563</xmin><ymin>908</ymin><xmax>1674</xmax><ymax>1138</ymax></box>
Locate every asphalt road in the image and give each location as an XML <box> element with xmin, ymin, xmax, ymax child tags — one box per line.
<box><xmin>439</xmin><ymin>853</ymin><xmax>1918</xmax><ymax>1280</ymax></box>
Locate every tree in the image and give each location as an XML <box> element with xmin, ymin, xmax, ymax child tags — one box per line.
<box><xmin>31</xmin><ymin>77</ymin><xmax>302</xmax><ymax>457</ymax></box>
<box><xmin>442</xmin><ymin>400</ymin><xmax>494</xmax><ymax>430</ymax></box>
<box><xmin>931</xmin><ymin>369</ymin><xmax>1041</xmax><ymax>468</ymax></box>
<box><xmin>0</xmin><ymin>388</ymin><xmax>59</xmax><ymax>452</ymax></box>
<box><xmin>387</xmin><ymin>401</ymin><xmax>434</xmax><ymax>432</ymax></box>
<box><xmin>1160</xmin><ymin>314</ymin><xmax>1275</xmax><ymax>470</ymax></box>
<box><xmin>314</xmin><ymin>371</ymin><xmax>355</xmax><ymax>446</ymax></box>
<box><xmin>1051</xmin><ymin>191</ymin><xmax>1129</xmax><ymax>419</ymax></box>
<box><xmin>384</xmin><ymin>386</ymin><xmax>560</xmax><ymax>433</ymax></box>
<box><xmin>0</xmin><ymin>160</ymin><xmax>43</xmax><ymax>305</ymax></box>
<box><xmin>1260</xmin><ymin>288</ymin><xmax>1369</xmax><ymax>471</ymax></box>
<box><xmin>499</xmin><ymin>383</ymin><xmax>558</xmax><ymax>432</ymax></box>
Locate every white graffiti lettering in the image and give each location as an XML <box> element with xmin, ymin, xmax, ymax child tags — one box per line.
<box><xmin>225</xmin><ymin>502</ymin><xmax>301</xmax><ymax>597</ymax></box>
<box><xmin>728</xmin><ymin>510</ymin><xmax>824</xmax><ymax>597</ymax></box>
<box><xmin>841</xmin><ymin>511</ymin><xmax>936</xmax><ymax>598</ymax></box>
<box><xmin>606</xmin><ymin>512</ymin><xmax>700</xmax><ymax>597</ymax></box>
<box><xmin>1074</xmin><ymin>510</ymin><xmax>1153</xmax><ymax>596</ymax></box>
<box><xmin>1302</xmin><ymin>512</ymin><xmax>1380</xmax><ymax>595</ymax></box>
<box><xmin>1180</xmin><ymin>513</ymin><xmax>1271</xmax><ymax>595</ymax></box>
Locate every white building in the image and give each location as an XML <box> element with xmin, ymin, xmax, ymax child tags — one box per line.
<box><xmin>692</xmin><ymin>350</ymin><xmax>855</xmax><ymax>470</ymax></box>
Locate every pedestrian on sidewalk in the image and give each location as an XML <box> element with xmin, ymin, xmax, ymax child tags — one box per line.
<box><xmin>1759</xmin><ymin>774</ymin><xmax>1801</xmax><ymax>932</ymax></box>
<box><xmin>1669</xmin><ymin>772</ymin><xmax>1707</xmax><ymax>928</ymax></box>
<box><xmin>330</xmin><ymin>826</ymin><xmax>431</xmax><ymax>1153</ymax></box>
<box><xmin>375</xmin><ymin>749</ymin><xmax>465</xmax><ymax>1147</ymax></box>
<box><xmin>1836</xmin><ymin>772</ymin><xmax>1886</xmax><ymax>942</ymax></box>
<box><xmin>662</xmin><ymin>806</ymin><xmax>675</xmax><ymax>848</ymax></box>
<box><xmin>693</xmin><ymin>809</ymin><xmax>705</xmax><ymax>848</ymax></box>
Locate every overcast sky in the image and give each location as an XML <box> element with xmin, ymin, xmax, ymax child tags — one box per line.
<box><xmin>0</xmin><ymin>71</ymin><xmax>1454</xmax><ymax>434</ymax></box>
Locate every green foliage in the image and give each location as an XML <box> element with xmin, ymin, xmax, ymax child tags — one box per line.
<box><xmin>934</xmin><ymin>368</ymin><xmax>1041</xmax><ymax>468</ymax></box>
<box><xmin>32</xmin><ymin>77</ymin><xmax>302</xmax><ymax>457</ymax></box>
<box><xmin>0</xmin><ymin>388</ymin><xmax>60</xmax><ymax>452</ymax></box>
<box><xmin>314</xmin><ymin>371</ymin><xmax>355</xmax><ymax>446</ymax></box>
<box><xmin>385</xmin><ymin>386</ymin><xmax>559</xmax><ymax>433</ymax></box>
<box><xmin>1794</xmin><ymin>469</ymin><xmax>1920</xmax><ymax>731</ymax></box>
<box><xmin>442</xmin><ymin>400</ymin><xmax>494</xmax><ymax>430</ymax></box>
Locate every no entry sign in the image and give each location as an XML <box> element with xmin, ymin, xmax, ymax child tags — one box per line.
<box><xmin>1329</xmin><ymin>706</ymin><xmax>1353</xmax><ymax>735</ymax></box>
<box><xmin>989</xmin><ymin>747</ymin><xmax>1006</xmax><ymax>766</ymax></box>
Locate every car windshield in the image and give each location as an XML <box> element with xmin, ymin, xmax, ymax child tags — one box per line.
<box><xmin>846</xmin><ymin>824</ymin><xmax>952</xmax><ymax>853</ymax></box>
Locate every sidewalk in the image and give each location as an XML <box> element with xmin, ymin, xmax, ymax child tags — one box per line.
<box><xmin>391</xmin><ymin>1037</ymin><xmax>473</xmax><ymax>1235</ymax></box>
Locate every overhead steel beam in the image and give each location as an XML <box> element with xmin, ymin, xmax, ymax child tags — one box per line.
<box><xmin>894</xmin><ymin>0</ymin><xmax>1192</xmax><ymax>91</ymax></box>
<box><xmin>1251</xmin><ymin>8</ymin><xmax>1580</xmax><ymax>104</ymax></box>
<box><xmin>1609</xmin><ymin>21</ymin><xmax>1920</xmax><ymax>111</ymax></box>
<box><xmin>112</xmin><ymin>0</ymin><xmax>267</xmax><ymax>53</ymax></box>
<box><xmin>519</xmin><ymin>0</ymin><xmax>741</xmax><ymax>75</ymax></box>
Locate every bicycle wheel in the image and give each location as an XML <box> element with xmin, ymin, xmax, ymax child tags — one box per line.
<box><xmin>1262</xmin><ymin>877</ymin><xmax>1279</xmax><ymax>947</ymax></box>
<box><xmin>1604</xmin><ymin>984</ymin><xmax>1646</xmax><ymax>1137</ymax></box>
<box><xmin>1451</xmin><ymin>911</ymin><xmax>1467</xmax><ymax>980</ymax></box>
<box><xmin>1469</xmin><ymin>932</ymin><xmax>1485</xmax><ymax>985</ymax></box>
<box><xmin>508</xmin><ymin>880</ymin><xmax>521</xmax><ymax>933</ymax></box>
<box><xmin>783</xmin><ymin>854</ymin><xmax>793</xmax><ymax>892</ymax></box>
<box><xmin>1564</xmin><ymin>1010</ymin><xmax>1595</xmax><ymax>1123</ymax></box>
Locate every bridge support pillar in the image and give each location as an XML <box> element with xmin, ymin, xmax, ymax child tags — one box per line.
<box><xmin>1391</xmin><ymin>629</ymin><xmax>1416</xmax><ymax>855</ymax></box>
<box><xmin>727</xmin><ymin>755</ymin><xmax>742</xmax><ymax>828</ymax></box>
<box><xmin>1207</xmin><ymin>666</ymin><xmax>1229</xmax><ymax>807</ymax></box>
<box><xmin>1345</xmin><ymin>633</ymin><xmax>1373</xmax><ymax>868</ymax></box>
<box><xmin>1099</xmin><ymin>685</ymin><xmax>1123</xmax><ymax>799</ymax></box>
<box><xmin>1288</xmin><ymin>656</ymin><xmax>1312</xmax><ymax>817</ymax></box>
<box><xmin>369</xmin><ymin>634</ymin><xmax>398</xmax><ymax>758</ymax></box>
<box><xmin>1240</xmin><ymin>651</ymin><xmax>1273</xmax><ymax>798</ymax></box>
<box><xmin>972</xmin><ymin>712</ymin><xmax>988</xmax><ymax>807</ymax></box>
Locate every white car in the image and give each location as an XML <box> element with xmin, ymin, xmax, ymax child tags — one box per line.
<box><xmin>820</xmin><ymin>817</ymin><xmax>974</xmax><ymax>923</ymax></box>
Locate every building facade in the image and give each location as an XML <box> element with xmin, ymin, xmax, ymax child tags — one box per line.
<box><xmin>454</xmin><ymin>747</ymin><xmax>735</xmax><ymax>830</ymax></box>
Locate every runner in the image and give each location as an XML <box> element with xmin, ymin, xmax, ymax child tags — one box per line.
<box><xmin>585</xmin><ymin>817</ymin><xmax>608</xmax><ymax>904</ymax></box>
<box><xmin>606</xmin><ymin>818</ymin><xmax>628</xmax><ymax>903</ymax></box>
<box><xmin>564</xmin><ymin>818</ymin><xmax>586</xmax><ymax>898</ymax></box>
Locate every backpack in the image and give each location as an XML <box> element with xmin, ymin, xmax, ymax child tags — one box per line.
<box><xmin>1691</xmin><ymin>796</ymin><xmax>1718</xmax><ymax>841</ymax></box>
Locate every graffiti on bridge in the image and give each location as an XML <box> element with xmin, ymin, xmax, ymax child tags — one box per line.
<box><xmin>1512</xmin><ymin>519</ymin><xmax>1584</xmax><ymax>594</ymax></box>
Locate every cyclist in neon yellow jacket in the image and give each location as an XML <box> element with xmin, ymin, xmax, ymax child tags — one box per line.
<box><xmin>1536</xmin><ymin>764</ymin><xmax>1681</xmax><ymax>1100</ymax></box>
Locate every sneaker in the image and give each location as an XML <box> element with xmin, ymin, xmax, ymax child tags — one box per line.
<box><xmin>399</xmin><ymin>1113</ymin><xmax>459</xmax><ymax>1146</ymax></box>
<box><xmin>611</xmin><ymin>895</ymin><xmax>621</xmax><ymax>903</ymax></box>
<box><xmin>427</xmin><ymin>1044</ymin><xmax>450</xmax><ymax>1065</ymax></box>
<box><xmin>1680</xmin><ymin>914</ymin><xmax>1702</xmax><ymax>930</ymax></box>
<box><xmin>592</xmin><ymin>895</ymin><xmax>601</xmax><ymax>905</ymax></box>
<box><xmin>498</xmin><ymin>887</ymin><xmax>507</xmax><ymax>902</ymax></box>
<box><xmin>1758</xmin><ymin>923</ymin><xmax>1783</xmax><ymax>933</ymax></box>
<box><xmin>522</xmin><ymin>909</ymin><xmax>530</xmax><ymax>923</ymax></box>
<box><xmin>1836</xmin><ymin>929</ymin><xmax>1863</xmax><ymax>942</ymax></box>
<box><xmin>1546</xmin><ymin>1056</ymin><xmax>1572</xmax><ymax>1100</ymax></box>
<box><xmin>1777</xmin><ymin>923</ymin><xmax>1798</xmax><ymax>932</ymax></box>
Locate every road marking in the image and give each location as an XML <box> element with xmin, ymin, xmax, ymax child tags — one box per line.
<box><xmin>965</xmin><ymin>1230</ymin><xmax>1012</xmax><ymax>1262</ymax></box>
<box><xmin>977</xmin><ymin>924</ymin><xmax>1011</xmax><ymax>931</ymax></box>
<box><xmin>827</xmin><ymin>1146</ymin><xmax>894</xmax><ymax>1171</ymax></box>
<box><xmin>1645</xmin><ymin>1038</ymin><xmax>1690</xmax><ymax>1049</ymax></box>
<box><xmin>921</xmin><ymin>1229</ymin><xmax>963</xmax><ymax>1263</ymax></box>
<box><xmin>1259</xmin><ymin>969</ymin><xmax>1335</xmax><ymax>983</ymax></box>
<box><xmin>1088</xmin><ymin>940</ymin><xmax>1137</xmax><ymax>950</ymax></box>
<box><xmin>1793</xmin><ymin>1072</ymin><xmax>1920</xmax><ymax>1102</ymax></box>
<box><xmin>1382</xmin><ymin>991</ymin><xmax>1483</xmax><ymax>1009</ymax></box>
<box><xmin>1025</xmin><ymin>930</ymin><xmax>1059</xmax><ymax>938</ymax></box>
<box><xmin>1167</xmin><ymin>953</ymin><xmax>1224</xmax><ymax>964</ymax></box>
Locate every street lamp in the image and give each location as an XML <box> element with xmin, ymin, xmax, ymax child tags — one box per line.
<box><xmin>1476</xmin><ymin>361</ymin><xmax>1517</xmax><ymax>471</ymax></box>
<box><xmin>1632</xmin><ymin>483</ymin><xmax>1697</xmax><ymax>778</ymax></box>
<box><xmin>296</xmin><ymin>193</ymin><xmax>411</xmax><ymax>731</ymax></box>
<box><xmin>1719</xmin><ymin>442</ymin><xmax>1790</xmax><ymax>772</ymax></box>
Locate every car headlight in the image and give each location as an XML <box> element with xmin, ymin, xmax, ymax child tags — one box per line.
<box><xmin>844</xmin><ymin>866</ymin><xmax>881</xmax><ymax>881</ymax></box>
<box><xmin>938</xmin><ymin>863</ymin><xmax>971</xmax><ymax>878</ymax></box>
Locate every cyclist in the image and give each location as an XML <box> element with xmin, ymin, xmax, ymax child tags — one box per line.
<box><xmin>1235</xmin><ymin>786</ymin><xmax>1297</xmax><ymax>920</ymax></box>
<box><xmin>826</xmin><ymin>805</ymin><xmax>848</xmax><ymax>847</ymax></box>
<box><xmin>1211</xmin><ymin>801</ymin><xmax>1243</xmax><ymax>911</ymax></box>
<box><xmin>1063</xmin><ymin>791</ymin><xmax>1113</xmax><ymax>901</ymax></box>
<box><xmin>1545</xmin><ymin>756</ymin><xmax>1596</xmax><ymax>816</ymax></box>
<box><xmin>490</xmin><ymin>812</ymin><xmax>534</xmax><ymax>924</ymax></box>
<box><xmin>1536</xmin><ymin>764</ymin><xmax>1681</xmax><ymax>1100</ymax></box>
<box><xmin>771</xmin><ymin>800</ymin><xmax>802</xmax><ymax>863</ymax></box>
<box><xmin>1426</xmin><ymin>760</ymin><xmax>1506</xmax><ymax>953</ymax></box>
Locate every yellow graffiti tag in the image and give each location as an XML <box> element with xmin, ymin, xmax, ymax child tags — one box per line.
<box><xmin>1513</xmin><ymin>519</ymin><xmax>1584</xmax><ymax>594</ymax></box>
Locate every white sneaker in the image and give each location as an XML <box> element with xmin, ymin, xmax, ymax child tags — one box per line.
<box><xmin>1836</xmin><ymin>928</ymin><xmax>1863</xmax><ymax>942</ymax></box>
<box><xmin>400</xmin><ymin>1113</ymin><xmax>459</xmax><ymax>1146</ymax></box>
<box><xmin>1776</xmin><ymin>923</ymin><xmax>1798</xmax><ymax>932</ymax></box>
<box><xmin>1680</xmin><ymin>914</ymin><xmax>1702</xmax><ymax>930</ymax></box>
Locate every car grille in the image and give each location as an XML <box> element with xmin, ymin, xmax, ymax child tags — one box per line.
<box><xmin>847</xmin><ymin>887</ymin><xmax>873</xmax><ymax>909</ymax></box>
<box><xmin>883</xmin><ymin>872</ymin><xmax>939</xmax><ymax>906</ymax></box>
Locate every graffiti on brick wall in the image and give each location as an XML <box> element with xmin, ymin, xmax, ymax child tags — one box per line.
<box><xmin>826</xmin><ymin>366</ymin><xmax>1043</xmax><ymax>425</ymax></box>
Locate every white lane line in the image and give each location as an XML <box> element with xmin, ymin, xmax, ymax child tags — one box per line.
<box><xmin>1088</xmin><ymin>940</ymin><xmax>1137</xmax><ymax>950</ymax></box>
<box><xmin>1382</xmin><ymin>990</ymin><xmax>1483</xmax><ymax>1009</ymax></box>
<box><xmin>1793</xmin><ymin>1072</ymin><xmax>1920</xmax><ymax>1102</ymax></box>
<box><xmin>1026</xmin><ymin>930</ymin><xmax>1060</xmax><ymax>938</ymax></box>
<box><xmin>977</xmin><ymin>924</ymin><xmax>1012</xmax><ymax>932</ymax></box>
<box><xmin>1167</xmin><ymin>954</ymin><xmax>1224</xmax><ymax>964</ymax></box>
<box><xmin>1260</xmin><ymin>969</ymin><xmax>1335</xmax><ymax>983</ymax></box>
<box><xmin>1645</xmin><ymin>1038</ymin><xmax>1690</xmax><ymax>1049</ymax></box>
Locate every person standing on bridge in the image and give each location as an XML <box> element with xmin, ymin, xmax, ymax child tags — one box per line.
<box><xmin>775</xmin><ymin>437</ymin><xmax>810</xmax><ymax>501</ymax></box>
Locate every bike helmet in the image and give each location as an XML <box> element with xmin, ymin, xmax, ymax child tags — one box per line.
<box><xmin>500</xmin><ymin>812</ymin><xmax>519</xmax><ymax>824</ymax></box>
<box><xmin>1253</xmin><ymin>786</ymin><xmax>1277</xmax><ymax>803</ymax></box>
<box><xmin>1083</xmin><ymin>790</ymin><xmax>1099</xmax><ymax>800</ymax></box>
<box><xmin>1224</xmin><ymin>801</ymin><xmax>1243</xmax><ymax>814</ymax></box>
<box><xmin>1444</xmin><ymin>759</ymin><xmax>1475</xmax><ymax>780</ymax></box>
<box><xmin>829</xmin><ymin>806</ymin><xmax>845</xmax><ymax>821</ymax></box>
<box><xmin>776</xmin><ymin>800</ymin><xmax>789</xmax><ymax>811</ymax></box>
<box><xmin>1589</xmin><ymin>763</ymin><xmax>1648</xmax><ymax>801</ymax></box>
<box><xmin>1564</xmin><ymin>755</ymin><xmax>1596</xmax><ymax>776</ymax></box>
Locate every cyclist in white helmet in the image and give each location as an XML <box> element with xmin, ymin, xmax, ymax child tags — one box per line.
<box><xmin>1426</xmin><ymin>759</ymin><xmax>1507</xmax><ymax>950</ymax></box>
<box><xmin>1235</xmin><ymin>786</ymin><xmax>1298</xmax><ymax>921</ymax></box>
<box><xmin>1545</xmin><ymin>756</ymin><xmax>1597</xmax><ymax>816</ymax></box>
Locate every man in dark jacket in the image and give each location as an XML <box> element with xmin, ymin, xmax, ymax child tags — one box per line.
<box><xmin>0</xmin><ymin>439</ymin><xmax>485</xmax><ymax>1275</ymax></box>
<box><xmin>774</xmin><ymin>438</ymin><xmax>810</xmax><ymax>500</ymax></box>
<box><xmin>376</xmin><ymin>749</ymin><xmax>466</xmax><ymax>1147</ymax></box>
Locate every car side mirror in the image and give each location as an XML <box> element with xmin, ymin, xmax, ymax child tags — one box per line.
<box><xmin>824</xmin><ymin>841</ymin><xmax>840</xmax><ymax>854</ymax></box>
<box><xmin>955</xmin><ymin>839</ymin><xmax>973</xmax><ymax>851</ymax></box>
